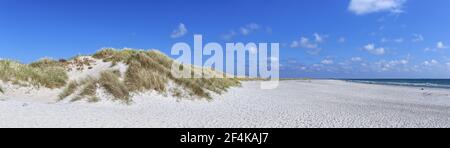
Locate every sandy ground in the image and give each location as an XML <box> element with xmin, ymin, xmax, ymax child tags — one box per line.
<box><xmin>0</xmin><ymin>80</ymin><xmax>449</xmax><ymax>128</ymax></box>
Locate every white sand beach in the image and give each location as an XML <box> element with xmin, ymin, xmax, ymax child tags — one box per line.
<box><xmin>1</xmin><ymin>80</ymin><xmax>449</xmax><ymax>128</ymax></box>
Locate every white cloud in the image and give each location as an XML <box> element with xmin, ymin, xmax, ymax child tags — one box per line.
<box><xmin>291</xmin><ymin>34</ymin><xmax>326</xmax><ymax>55</ymax></box>
<box><xmin>348</xmin><ymin>0</ymin><xmax>406</xmax><ymax>15</ymax></box>
<box><xmin>394</xmin><ymin>38</ymin><xmax>404</xmax><ymax>43</ymax></box>
<box><xmin>423</xmin><ymin>42</ymin><xmax>447</xmax><ymax>52</ymax></box>
<box><xmin>240</xmin><ymin>28</ymin><xmax>250</xmax><ymax>35</ymax></box>
<box><xmin>437</xmin><ymin>41</ymin><xmax>447</xmax><ymax>49</ymax></box>
<box><xmin>424</xmin><ymin>47</ymin><xmax>432</xmax><ymax>52</ymax></box>
<box><xmin>221</xmin><ymin>30</ymin><xmax>237</xmax><ymax>40</ymax></box>
<box><xmin>351</xmin><ymin>57</ymin><xmax>363</xmax><ymax>62</ymax></box>
<box><xmin>375</xmin><ymin>59</ymin><xmax>409</xmax><ymax>71</ymax></box>
<box><xmin>321</xmin><ymin>59</ymin><xmax>334</xmax><ymax>65</ymax></box>
<box><xmin>313</xmin><ymin>33</ymin><xmax>324</xmax><ymax>43</ymax></box>
<box><xmin>300</xmin><ymin>37</ymin><xmax>318</xmax><ymax>49</ymax></box>
<box><xmin>412</xmin><ymin>34</ymin><xmax>424</xmax><ymax>42</ymax></box>
<box><xmin>222</xmin><ymin>23</ymin><xmax>265</xmax><ymax>40</ymax></box>
<box><xmin>423</xmin><ymin>59</ymin><xmax>439</xmax><ymax>66</ymax></box>
<box><xmin>170</xmin><ymin>23</ymin><xmax>188</xmax><ymax>38</ymax></box>
<box><xmin>240</xmin><ymin>23</ymin><xmax>261</xmax><ymax>36</ymax></box>
<box><xmin>381</xmin><ymin>37</ymin><xmax>405</xmax><ymax>43</ymax></box>
<box><xmin>364</xmin><ymin>44</ymin><xmax>375</xmax><ymax>50</ymax></box>
<box><xmin>363</xmin><ymin>43</ymin><xmax>386</xmax><ymax>55</ymax></box>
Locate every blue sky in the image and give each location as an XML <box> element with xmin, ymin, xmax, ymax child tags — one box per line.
<box><xmin>1</xmin><ymin>0</ymin><xmax>450</xmax><ymax>78</ymax></box>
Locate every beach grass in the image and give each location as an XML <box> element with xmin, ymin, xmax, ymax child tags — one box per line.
<box><xmin>95</xmin><ymin>48</ymin><xmax>241</xmax><ymax>100</ymax></box>
<box><xmin>99</xmin><ymin>70</ymin><xmax>131</xmax><ymax>102</ymax></box>
<box><xmin>0</xmin><ymin>60</ymin><xmax>68</xmax><ymax>89</ymax></box>
<box><xmin>58</xmin><ymin>81</ymin><xmax>79</xmax><ymax>101</ymax></box>
<box><xmin>0</xmin><ymin>48</ymin><xmax>241</xmax><ymax>102</ymax></box>
<box><xmin>69</xmin><ymin>76</ymin><xmax>99</xmax><ymax>103</ymax></box>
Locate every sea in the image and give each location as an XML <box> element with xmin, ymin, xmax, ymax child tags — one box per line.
<box><xmin>344</xmin><ymin>79</ymin><xmax>450</xmax><ymax>89</ymax></box>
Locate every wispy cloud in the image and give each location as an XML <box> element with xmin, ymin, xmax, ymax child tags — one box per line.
<box><xmin>240</xmin><ymin>23</ymin><xmax>260</xmax><ymax>35</ymax></box>
<box><xmin>313</xmin><ymin>33</ymin><xmax>324</xmax><ymax>43</ymax></box>
<box><xmin>363</xmin><ymin>43</ymin><xmax>386</xmax><ymax>55</ymax></box>
<box><xmin>412</xmin><ymin>34</ymin><xmax>424</xmax><ymax>42</ymax></box>
<box><xmin>380</xmin><ymin>37</ymin><xmax>405</xmax><ymax>43</ymax></box>
<box><xmin>290</xmin><ymin>33</ymin><xmax>326</xmax><ymax>55</ymax></box>
<box><xmin>349</xmin><ymin>0</ymin><xmax>407</xmax><ymax>15</ymax></box>
<box><xmin>437</xmin><ymin>41</ymin><xmax>447</xmax><ymax>49</ymax></box>
<box><xmin>393</xmin><ymin>38</ymin><xmax>404</xmax><ymax>43</ymax></box>
<box><xmin>424</xmin><ymin>41</ymin><xmax>447</xmax><ymax>52</ymax></box>
<box><xmin>423</xmin><ymin>59</ymin><xmax>439</xmax><ymax>66</ymax></box>
<box><xmin>221</xmin><ymin>23</ymin><xmax>269</xmax><ymax>40</ymax></box>
<box><xmin>374</xmin><ymin>59</ymin><xmax>409</xmax><ymax>72</ymax></box>
<box><xmin>170</xmin><ymin>23</ymin><xmax>188</xmax><ymax>38</ymax></box>
<box><xmin>321</xmin><ymin>59</ymin><xmax>334</xmax><ymax>65</ymax></box>
<box><xmin>351</xmin><ymin>57</ymin><xmax>363</xmax><ymax>62</ymax></box>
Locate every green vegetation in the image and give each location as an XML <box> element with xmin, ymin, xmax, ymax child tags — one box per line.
<box><xmin>29</xmin><ymin>58</ymin><xmax>65</xmax><ymax>68</ymax></box>
<box><xmin>92</xmin><ymin>48</ymin><xmax>142</xmax><ymax>63</ymax></box>
<box><xmin>0</xmin><ymin>59</ymin><xmax>68</xmax><ymax>89</ymax></box>
<box><xmin>119</xmin><ymin>49</ymin><xmax>241</xmax><ymax>99</ymax></box>
<box><xmin>67</xmin><ymin>48</ymin><xmax>241</xmax><ymax>102</ymax></box>
<box><xmin>99</xmin><ymin>70</ymin><xmax>130</xmax><ymax>102</ymax></box>
<box><xmin>58</xmin><ymin>81</ymin><xmax>79</xmax><ymax>101</ymax></box>
<box><xmin>72</xmin><ymin>77</ymin><xmax>100</xmax><ymax>103</ymax></box>
<box><xmin>0</xmin><ymin>48</ymin><xmax>241</xmax><ymax>103</ymax></box>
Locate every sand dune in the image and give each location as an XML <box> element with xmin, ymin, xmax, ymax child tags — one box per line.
<box><xmin>1</xmin><ymin>80</ymin><xmax>448</xmax><ymax>128</ymax></box>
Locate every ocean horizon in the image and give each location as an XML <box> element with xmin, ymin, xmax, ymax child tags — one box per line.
<box><xmin>344</xmin><ymin>79</ymin><xmax>450</xmax><ymax>89</ymax></box>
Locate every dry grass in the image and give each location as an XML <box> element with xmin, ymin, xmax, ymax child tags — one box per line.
<box><xmin>74</xmin><ymin>77</ymin><xmax>99</xmax><ymax>103</ymax></box>
<box><xmin>58</xmin><ymin>70</ymin><xmax>130</xmax><ymax>103</ymax></box>
<box><xmin>94</xmin><ymin>48</ymin><xmax>241</xmax><ymax>100</ymax></box>
<box><xmin>124</xmin><ymin>53</ymin><xmax>169</xmax><ymax>93</ymax></box>
<box><xmin>56</xmin><ymin>48</ymin><xmax>242</xmax><ymax>102</ymax></box>
<box><xmin>58</xmin><ymin>81</ymin><xmax>78</xmax><ymax>101</ymax></box>
<box><xmin>92</xmin><ymin>48</ymin><xmax>141</xmax><ymax>63</ymax></box>
<box><xmin>29</xmin><ymin>58</ymin><xmax>65</xmax><ymax>68</ymax></box>
<box><xmin>0</xmin><ymin>60</ymin><xmax>68</xmax><ymax>89</ymax></box>
<box><xmin>99</xmin><ymin>70</ymin><xmax>130</xmax><ymax>102</ymax></box>
<box><xmin>1</xmin><ymin>48</ymin><xmax>241</xmax><ymax>102</ymax></box>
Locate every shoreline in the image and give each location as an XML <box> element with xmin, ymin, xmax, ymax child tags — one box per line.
<box><xmin>342</xmin><ymin>79</ymin><xmax>450</xmax><ymax>91</ymax></box>
<box><xmin>284</xmin><ymin>78</ymin><xmax>450</xmax><ymax>91</ymax></box>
